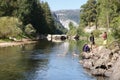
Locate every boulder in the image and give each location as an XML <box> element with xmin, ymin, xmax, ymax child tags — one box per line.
<box><xmin>91</xmin><ymin>68</ymin><xmax>106</xmax><ymax>76</ymax></box>
<box><xmin>110</xmin><ymin>57</ymin><xmax>120</xmax><ymax>80</ymax></box>
<box><xmin>112</xmin><ymin>46</ymin><xmax>120</xmax><ymax>53</ymax></box>
<box><xmin>104</xmin><ymin>69</ymin><xmax>112</xmax><ymax>77</ymax></box>
<box><xmin>82</xmin><ymin>59</ymin><xmax>93</xmax><ymax>69</ymax></box>
<box><xmin>81</xmin><ymin>52</ymin><xmax>92</xmax><ymax>59</ymax></box>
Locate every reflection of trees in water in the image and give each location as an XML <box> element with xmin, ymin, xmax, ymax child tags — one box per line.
<box><xmin>76</xmin><ymin>40</ymin><xmax>86</xmax><ymax>52</ymax></box>
<box><xmin>21</xmin><ymin>39</ymin><xmax>56</xmax><ymax>55</ymax></box>
<box><xmin>68</xmin><ymin>40</ymin><xmax>80</xmax><ymax>57</ymax></box>
<box><xmin>0</xmin><ymin>40</ymin><xmax>55</xmax><ymax>80</ymax></box>
<box><xmin>68</xmin><ymin>40</ymin><xmax>86</xmax><ymax>56</ymax></box>
<box><xmin>57</xmin><ymin>40</ymin><xmax>85</xmax><ymax>58</ymax></box>
<box><xmin>57</xmin><ymin>42</ymin><xmax>69</xmax><ymax>56</ymax></box>
<box><xmin>69</xmin><ymin>40</ymin><xmax>77</xmax><ymax>52</ymax></box>
<box><xmin>21</xmin><ymin>39</ymin><xmax>54</xmax><ymax>51</ymax></box>
<box><xmin>19</xmin><ymin>39</ymin><xmax>67</xmax><ymax>80</ymax></box>
<box><xmin>0</xmin><ymin>46</ymin><xmax>26</xmax><ymax>80</ymax></box>
<box><xmin>19</xmin><ymin>56</ymin><xmax>49</xmax><ymax>80</ymax></box>
<box><xmin>0</xmin><ymin>40</ymin><xmax>88</xmax><ymax>80</ymax></box>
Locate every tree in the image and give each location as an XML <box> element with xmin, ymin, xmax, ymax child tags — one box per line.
<box><xmin>80</xmin><ymin>0</ymin><xmax>97</xmax><ymax>27</ymax></box>
<box><xmin>0</xmin><ymin>0</ymin><xmax>63</xmax><ymax>36</ymax></box>
<box><xmin>67</xmin><ymin>22</ymin><xmax>77</xmax><ymax>35</ymax></box>
<box><xmin>0</xmin><ymin>0</ymin><xmax>18</xmax><ymax>16</ymax></box>
<box><xmin>41</xmin><ymin>2</ymin><xmax>56</xmax><ymax>34</ymax></box>
<box><xmin>0</xmin><ymin>17</ymin><xmax>22</xmax><ymax>38</ymax></box>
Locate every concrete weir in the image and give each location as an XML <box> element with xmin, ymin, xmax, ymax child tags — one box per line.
<box><xmin>47</xmin><ymin>34</ymin><xmax>67</xmax><ymax>41</ymax></box>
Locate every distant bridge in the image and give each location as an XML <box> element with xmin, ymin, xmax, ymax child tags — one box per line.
<box><xmin>47</xmin><ymin>34</ymin><xmax>67</xmax><ymax>41</ymax></box>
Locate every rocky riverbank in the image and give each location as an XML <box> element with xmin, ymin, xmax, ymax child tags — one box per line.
<box><xmin>80</xmin><ymin>42</ymin><xmax>120</xmax><ymax>80</ymax></box>
<box><xmin>0</xmin><ymin>39</ymin><xmax>37</xmax><ymax>48</ymax></box>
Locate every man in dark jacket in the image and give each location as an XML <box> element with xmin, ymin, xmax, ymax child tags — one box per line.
<box><xmin>90</xmin><ymin>32</ymin><xmax>95</xmax><ymax>50</ymax></box>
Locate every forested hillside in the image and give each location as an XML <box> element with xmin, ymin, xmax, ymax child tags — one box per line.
<box><xmin>52</xmin><ymin>12</ymin><xmax>67</xmax><ymax>34</ymax></box>
<box><xmin>54</xmin><ymin>10</ymin><xmax>80</xmax><ymax>29</ymax></box>
<box><xmin>79</xmin><ymin>0</ymin><xmax>120</xmax><ymax>40</ymax></box>
<box><xmin>0</xmin><ymin>0</ymin><xmax>65</xmax><ymax>39</ymax></box>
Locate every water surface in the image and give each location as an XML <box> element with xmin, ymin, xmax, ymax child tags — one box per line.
<box><xmin>0</xmin><ymin>40</ymin><xmax>96</xmax><ymax>80</ymax></box>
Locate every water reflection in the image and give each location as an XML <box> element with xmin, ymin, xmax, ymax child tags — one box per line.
<box><xmin>0</xmin><ymin>40</ymin><xmax>96</xmax><ymax>80</ymax></box>
<box><xmin>57</xmin><ymin>42</ymin><xmax>69</xmax><ymax>57</ymax></box>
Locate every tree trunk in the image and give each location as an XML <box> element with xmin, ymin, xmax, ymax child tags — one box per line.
<box><xmin>107</xmin><ymin>12</ymin><xmax>110</xmax><ymax>32</ymax></box>
<box><xmin>95</xmin><ymin>18</ymin><xmax>98</xmax><ymax>29</ymax></box>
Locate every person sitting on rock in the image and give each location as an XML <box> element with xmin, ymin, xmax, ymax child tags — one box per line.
<box><xmin>83</xmin><ymin>44</ymin><xmax>90</xmax><ymax>53</ymax></box>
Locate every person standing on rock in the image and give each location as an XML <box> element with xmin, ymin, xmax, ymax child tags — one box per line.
<box><xmin>89</xmin><ymin>32</ymin><xmax>95</xmax><ymax>50</ymax></box>
<box><xmin>102</xmin><ymin>32</ymin><xmax>107</xmax><ymax>46</ymax></box>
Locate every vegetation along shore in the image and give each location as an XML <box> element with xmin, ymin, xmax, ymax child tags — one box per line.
<box><xmin>0</xmin><ymin>0</ymin><xmax>120</xmax><ymax>80</ymax></box>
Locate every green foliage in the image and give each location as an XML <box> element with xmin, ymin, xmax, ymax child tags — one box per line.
<box><xmin>93</xmin><ymin>30</ymin><xmax>101</xmax><ymax>37</ymax></box>
<box><xmin>0</xmin><ymin>0</ymin><xmax>59</xmax><ymax>36</ymax></box>
<box><xmin>41</xmin><ymin>1</ymin><xmax>56</xmax><ymax>34</ymax></box>
<box><xmin>68</xmin><ymin>40</ymin><xmax>86</xmax><ymax>53</ymax></box>
<box><xmin>54</xmin><ymin>24</ymin><xmax>68</xmax><ymax>34</ymax></box>
<box><xmin>80</xmin><ymin>0</ymin><xmax>97</xmax><ymax>27</ymax></box>
<box><xmin>16</xmin><ymin>0</ymin><xmax>33</xmax><ymax>25</ymax></box>
<box><xmin>111</xmin><ymin>16</ymin><xmax>120</xmax><ymax>40</ymax></box>
<box><xmin>97</xmin><ymin>0</ymin><xmax>120</xmax><ymax>40</ymax></box>
<box><xmin>67</xmin><ymin>22</ymin><xmax>77</xmax><ymax>35</ymax></box>
<box><xmin>76</xmin><ymin>40</ymin><xmax>86</xmax><ymax>52</ymax></box>
<box><xmin>0</xmin><ymin>17</ymin><xmax>22</xmax><ymax>38</ymax></box>
<box><xmin>25</xmin><ymin>24</ymin><xmax>36</xmax><ymax>36</ymax></box>
<box><xmin>97</xmin><ymin>0</ymin><xmax>118</xmax><ymax>28</ymax></box>
<box><xmin>80</xmin><ymin>0</ymin><xmax>120</xmax><ymax>40</ymax></box>
<box><xmin>68</xmin><ymin>40</ymin><xmax>76</xmax><ymax>51</ymax></box>
<box><xmin>0</xmin><ymin>0</ymin><xmax>17</xmax><ymax>16</ymax></box>
<box><xmin>77</xmin><ymin>27</ymin><xmax>85</xmax><ymax>36</ymax></box>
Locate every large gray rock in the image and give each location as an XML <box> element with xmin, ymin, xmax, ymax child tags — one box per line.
<box><xmin>83</xmin><ymin>59</ymin><xmax>93</xmax><ymax>69</ymax></box>
<box><xmin>110</xmin><ymin>57</ymin><xmax>120</xmax><ymax>80</ymax></box>
<box><xmin>91</xmin><ymin>69</ymin><xmax>106</xmax><ymax>76</ymax></box>
<box><xmin>80</xmin><ymin>44</ymin><xmax>120</xmax><ymax>79</ymax></box>
<box><xmin>104</xmin><ymin>69</ymin><xmax>112</xmax><ymax>77</ymax></box>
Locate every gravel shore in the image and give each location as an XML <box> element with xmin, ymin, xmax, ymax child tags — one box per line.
<box><xmin>0</xmin><ymin>39</ymin><xmax>37</xmax><ymax>48</ymax></box>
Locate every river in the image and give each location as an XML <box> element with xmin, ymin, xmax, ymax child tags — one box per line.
<box><xmin>0</xmin><ymin>39</ymin><xmax>96</xmax><ymax>80</ymax></box>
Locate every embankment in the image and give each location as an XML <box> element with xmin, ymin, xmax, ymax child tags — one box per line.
<box><xmin>0</xmin><ymin>39</ymin><xmax>37</xmax><ymax>48</ymax></box>
<box><xmin>80</xmin><ymin>43</ymin><xmax>120</xmax><ymax>80</ymax></box>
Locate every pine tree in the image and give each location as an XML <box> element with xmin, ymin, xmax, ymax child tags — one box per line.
<box><xmin>80</xmin><ymin>0</ymin><xmax>97</xmax><ymax>27</ymax></box>
<box><xmin>41</xmin><ymin>2</ymin><xmax>56</xmax><ymax>34</ymax></box>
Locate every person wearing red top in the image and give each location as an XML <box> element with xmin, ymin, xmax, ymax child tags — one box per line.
<box><xmin>102</xmin><ymin>32</ymin><xmax>107</xmax><ymax>45</ymax></box>
<box><xmin>103</xmin><ymin>32</ymin><xmax>107</xmax><ymax>40</ymax></box>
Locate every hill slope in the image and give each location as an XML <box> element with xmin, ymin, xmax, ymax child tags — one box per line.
<box><xmin>53</xmin><ymin>9</ymin><xmax>80</xmax><ymax>29</ymax></box>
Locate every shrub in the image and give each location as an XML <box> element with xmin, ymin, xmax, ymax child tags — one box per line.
<box><xmin>0</xmin><ymin>17</ymin><xmax>22</xmax><ymax>38</ymax></box>
<box><xmin>111</xmin><ymin>16</ymin><xmax>120</xmax><ymax>40</ymax></box>
<box><xmin>25</xmin><ymin>24</ymin><xmax>36</xmax><ymax>36</ymax></box>
<box><xmin>93</xmin><ymin>30</ymin><xmax>101</xmax><ymax>37</ymax></box>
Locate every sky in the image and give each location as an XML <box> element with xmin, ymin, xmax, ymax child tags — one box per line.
<box><xmin>41</xmin><ymin>0</ymin><xmax>88</xmax><ymax>11</ymax></box>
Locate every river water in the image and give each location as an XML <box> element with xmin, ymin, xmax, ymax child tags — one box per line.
<box><xmin>0</xmin><ymin>39</ymin><xmax>96</xmax><ymax>80</ymax></box>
